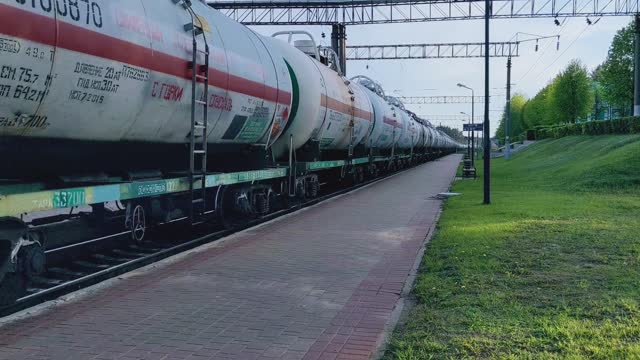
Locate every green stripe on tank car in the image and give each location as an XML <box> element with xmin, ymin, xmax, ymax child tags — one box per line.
<box><xmin>306</xmin><ymin>160</ymin><xmax>347</xmax><ymax>171</ymax></box>
<box><xmin>0</xmin><ymin>169</ymin><xmax>289</xmax><ymax>218</ymax></box>
<box><xmin>352</xmin><ymin>158</ymin><xmax>370</xmax><ymax>165</ymax></box>
<box><xmin>282</xmin><ymin>60</ymin><xmax>300</xmax><ymax>135</ymax></box>
<box><xmin>205</xmin><ymin>168</ymin><xmax>288</xmax><ymax>187</ymax></box>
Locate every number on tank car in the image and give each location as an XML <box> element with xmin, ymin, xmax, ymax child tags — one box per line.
<box><xmin>136</xmin><ymin>182</ymin><xmax>167</xmax><ymax>196</ymax></box>
<box><xmin>25</xmin><ymin>47</ymin><xmax>52</xmax><ymax>60</ymax></box>
<box><xmin>52</xmin><ymin>190</ymin><xmax>86</xmax><ymax>208</ymax></box>
<box><xmin>15</xmin><ymin>0</ymin><xmax>103</xmax><ymax>28</ymax></box>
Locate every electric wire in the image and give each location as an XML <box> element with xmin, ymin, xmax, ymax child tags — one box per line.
<box><xmin>531</xmin><ymin>23</ymin><xmax>591</xmax><ymax>85</ymax></box>
<box><xmin>517</xmin><ymin>18</ymin><xmax>571</xmax><ymax>84</ymax></box>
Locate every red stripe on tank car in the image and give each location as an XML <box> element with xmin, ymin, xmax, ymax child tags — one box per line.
<box><xmin>0</xmin><ymin>4</ymin><xmax>291</xmax><ymax>105</ymax></box>
<box><xmin>320</xmin><ymin>95</ymin><xmax>372</xmax><ymax>121</ymax></box>
<box><xmin>383</xmin><ymin>117</ymin><xmax>402</xmax><ymax>128</ymax></box>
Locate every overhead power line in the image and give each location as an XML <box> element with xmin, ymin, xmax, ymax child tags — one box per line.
<box><xmin>208</xmin><ymin>0</ymin><xmax>638</xmax><ymax>25</ymax></box>
<box><xmin>418</xmin><ymin>115</ymin><xmax>488</xmax><ymax>122</ymax></box>
<box><xmin>399</xmin><ymin>95</ymin><xmax>503</xmax><ymax>104</ymax></box>
<box><xmin>346</xmin><ymin>42</ymin><xmax>519</xmax><ymax>60</ymax></box>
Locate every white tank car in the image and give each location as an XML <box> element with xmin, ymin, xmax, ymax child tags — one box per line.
<box><xmin>386</xmin><ymin>97</ymin><xmax>418</xmax><ymax>150</ymax></box>
<box><xmin>350</xmin><ymin>76</ymin><xmax>401</xmax><ymax>150</ymax></box>
<box><xmin>425</xmin><ymin>126</ymin><xmax>436</xmax><ymax>148</ymax></box>
<box><xmin>0</xmin><ymin>0</ymin><xmax>292</xmax><ymax>176</ymax></box>
<box><xmin>406</xmin><ymin>113</ymin><xmax>427</xmax><ymax>149</ymax></box>
<box><xmin>416</xmin><ymin>123</ymin><xmax>427</xmax><ymax>148</ymax></box>
<box><xmin>410</xmin><ymin>114</ymin><xmax>433</xmax><ymax>149</ymax></box>
<box><xmin>405</xmin><ymin>118</ymin><xmax>422</xmax><ymax>149</ymax></box>
<box><xmin>269</xmin><ymin>33</ymin><xmax>374</xmax><ymax>158</ymax></box>
<box><xmin>432</xmin><ymin>130</ymin><xmax>443</xmax><ymax>148</ymax></box>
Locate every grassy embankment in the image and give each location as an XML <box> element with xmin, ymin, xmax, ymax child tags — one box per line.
<box><xmin>386</xmin><ymin>135</ymin><xmax>640</xmax><ymax>359</ymax></box>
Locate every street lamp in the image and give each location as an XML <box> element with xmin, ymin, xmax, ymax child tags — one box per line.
<box><xmin>457</xmin><ymin>83</ymin><xmax>475</xmax><ymax>167</ymax></box>
<box><xmin>460</xmin><ymin>112</ymin><xmax>471</xmax><ymax>158</ymax></box>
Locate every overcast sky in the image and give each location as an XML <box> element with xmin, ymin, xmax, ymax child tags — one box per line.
<box><xmin>250</xmin><ymin>16</ymin><xmax>630</xmax><ymax>136</ymax></box>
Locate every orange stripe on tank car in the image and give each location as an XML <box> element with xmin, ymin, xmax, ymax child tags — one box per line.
<box><xmin>320</xmin><ymin>95</ymin><xmax>372</xmax><ymax>121</ymax></box>
<box><xmin>383</xmin><ymin>117</ymin><xmax>403</xmax><ymax>129</ymax></box>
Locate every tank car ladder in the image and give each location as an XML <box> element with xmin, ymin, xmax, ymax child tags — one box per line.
<box><xmin>186</xmin><ymin>19</ymin><xmax>210</xmax><ymax>223</ymax></box>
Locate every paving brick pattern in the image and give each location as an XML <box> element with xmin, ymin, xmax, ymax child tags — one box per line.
<box><xmin>0</xmin><ymin>155</ymin><xmax>461</xmax><ymax>360</ymax></box>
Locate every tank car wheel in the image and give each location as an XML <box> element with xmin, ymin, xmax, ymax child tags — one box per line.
<box><xmin>305</xmin><ymin>177</ymin><xmax>319</xmax><ymax>198</ymax></box>
<box><xmin>351</xmin><ymin>170</ymin><xmax>359</xmax><ymax>185</ymax></box>
<box><xmin>357</xmin><ymin>167</ymin><xmax>365</xmax><ymax>183</ymax></box>
<box><xmin>216</xmin><ymin>186</ymin><xmax>246</xmax><ymax>229</ymax></box>
<box><xmin>295</xmin><ymin>179</ymin><xmax>306</xmax><ymax>200</ymax></box>
<box><xmin>0</xmin><ymin>273</ymin><xmax>25</xmax><ymax>307</ymax></box>
<box><xmin>20</xmin><ymin>243</ymin><xmax>46</xmax><ymax>280</ymax></box>
<box><xmin>268</xmin><ymin>190</ymin><xmax>278</xmax><ymax>213</ymax></box>
<box><xmin>131</xmin><ymin>204</ymin><xmax>147</xmax><ymax>242</ymax></box>
<box><xmin>254</xmin><ymin>190</ymin><xmax>273</xmax><ymax>215</ymax></box>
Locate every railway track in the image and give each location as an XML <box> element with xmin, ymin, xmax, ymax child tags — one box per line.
<box><xmin>0</xmin><ymin>167</ymin><xmax>410</xmax><ymax>318</ymax></box>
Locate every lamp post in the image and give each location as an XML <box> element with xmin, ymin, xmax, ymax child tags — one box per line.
<box><xmin>457</xmin><ymin>83</ymin><xmax>474</xmax><ymax>167</ymax></box>
<box><xmin>460</xmin><ymin>112</ymin><xmax>471</xmax><ymax>159</ymax></box>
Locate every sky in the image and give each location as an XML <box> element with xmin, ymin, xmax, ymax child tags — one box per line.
<box><xmin>249</xmin><ymin>16</ymin><xmax>631</xmax><ymax>136</ymax></box>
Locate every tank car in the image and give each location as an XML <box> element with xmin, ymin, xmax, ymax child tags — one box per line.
<box><xmin>0</xmin><ymin>0</ymin><xmax>293</xmax><ymax>179</ymax></box>
<box><xmin>267</xmin><ymin>33</ymin><xmax>374</xmax><ymax>161</ymax></box>
<box><xmin>350</xmin><ymin>76</ymin><xmax>402</xmax><ymax>153</ymax></box>
<box><xmin>0</xmin><ymin>0</ymin><xmax>457</xmax><ymax>180</ymax></box>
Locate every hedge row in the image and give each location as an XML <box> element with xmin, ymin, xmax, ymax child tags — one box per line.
<box><xmin>535</xmin><ymin>116</ymin><xmax>640</xmax><ymax>139</ymax></box>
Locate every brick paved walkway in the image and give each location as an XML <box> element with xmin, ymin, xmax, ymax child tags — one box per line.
<box><xmin>0</xmin><ymin>154</ymin><xmax>462</xmax><ymax>360</ymax></box>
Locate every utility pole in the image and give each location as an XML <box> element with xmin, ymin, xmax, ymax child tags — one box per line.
<box><xmin>331</xmin><ymin>24</ymin><xmax>339</xmax><ymax>62</ymax></box>
<box><xmin>505</xmin><ymin>56</ymin><xmax>512</xmax><ymax>160</ymax></box>
<box><xmin>483</xmin><ymin>0</ymin><xmax>491</xmax><ymax>204</ymax></box>
<box><xmin>634</xmin><ymin>14</ymin><xmax>640</xmax><ymax>115</ymax></box>
<box><xmin>457</xmin><ymin>83</ymin><xmax>475</xmax><ymax>166</ymax></box>
<box><xmin>331</xmin><ymin>24</ymin><xmax>347</xmax><ymax>75</ymax></box>
<box><xmin>460</xmin><ymin>112</ymin><xmax>471</xmax><ymax>158</ymax></box>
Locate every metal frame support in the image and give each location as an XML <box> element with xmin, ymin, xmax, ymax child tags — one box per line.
<box><xmin>346</xmin><ymin>41</ymin><xmax>520</xmax><ymax>60</ymax></box>
<box><xmin>634</xmin><ymin>14</ymin><xmax>640</xmax><ymax>116</ymax></box>
<box><xmin>211</xmin><ymin>0</ymin><xmax>640</xmax><ymax>25</ymax></box>
<box><xmin>399</xmin><ymin>95</ymin><xmax>489</xmax><ymax>104</ymax></box>
<box><xmin>332</xmin><ymin>24</ymin><xmax>347</xmax><ymax>76</ymax></box>
<box><xmin>505</xmin><ymin>56</ymin><xmax>512</xmax><ymax>160</ymax></box>
<box><xmin>331</xmin><ymin>24</ymin><xmax>339</xmax><ymax>60</ymax></box>
<box><xmin>483</xmin><ymin>0</ymin><xmax>491</xmax><ymax>205</ymax></box>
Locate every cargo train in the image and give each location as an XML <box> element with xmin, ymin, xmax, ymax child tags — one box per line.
<box><xmin>0</xmin><ymin>0</ymin><xmax>462</xmax><ymax>305</ymax></box>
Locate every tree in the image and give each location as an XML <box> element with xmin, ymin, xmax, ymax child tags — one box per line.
<box><xmin>496</xmin><ymin>93</ymin><xmax>528</xmax><ymax>144</ymax></box>
<box><xmin>436</xmin><ymin>125</ymin><xmax>465</xmax><ymax>142</ymax></box>
<box><xmin>598</xmin><ymin>21</ymin><xmax>634</xmax><ymax>114</ymax></box>
<box><xmin>550</xmin><ymin>60</ymin><xmax>595</xmax><ymax>123</ymax></box>
<box><xmin>591</xmin><ymin>66</ymin><xmax>608</xmax><ymax>120</ymax></box>
<box><xmin>522</xmin><ymin>81</ymin><xmax>557</xmax><ymax>127</ymax></box>
<box><xmin>509</xmin><ymin>93</ymin><xmax>528</xmax><ymax>135</ymax></box>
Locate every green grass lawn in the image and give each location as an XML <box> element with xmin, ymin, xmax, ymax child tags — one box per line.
<box><xmin>385</xmin><ymin>135</ymin><xmax>640</xmax><ymax>359</ymax></box>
